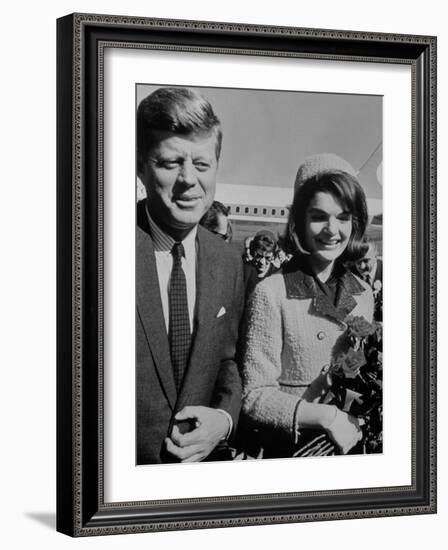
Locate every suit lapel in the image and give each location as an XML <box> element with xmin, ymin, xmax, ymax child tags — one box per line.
<box><xmin>136</xmin><ymin>225</ymin><xmax>177</xmax><ymax>410</ymax></box>
<box><xmin>176</xmin><ymin>228</ymin><xmax>218</xmax><ymax>408</ymax></box>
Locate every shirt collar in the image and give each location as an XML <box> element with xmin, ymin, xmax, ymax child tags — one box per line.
<box><xmin>145</xmin><ymin>204</ymin><xmax>198</xmax><ymax>258</ymax></box>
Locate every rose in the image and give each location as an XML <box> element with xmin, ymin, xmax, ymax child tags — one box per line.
<box><xmin>322</xmin><ymin>319</ymin><xmax>382</xmax><ymax>454</ymax></box>
<box><xmin>345</xmin><ymin>315</ymin><xmax>376</xmax><ymax>339</ymax></box>
<box><xmin>331</xmin><ymin>349</ymin><xmax>367</xmax><ymax>380</ymax></box>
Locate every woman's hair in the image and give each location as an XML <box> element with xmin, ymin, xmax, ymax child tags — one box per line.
<box><xmin>283</xmin><ymin>170</ymin><xmax>369</xmax><ymax>263</ymax></box>
<box><xmin>250</xmin><ymin>233</ymin><xmax>277</xmax><ymax>257</ymax></box>
<box><xmin>137</xmin><ymin>87</ymin><xmax>222</xmax><ymax>174</ymax></box>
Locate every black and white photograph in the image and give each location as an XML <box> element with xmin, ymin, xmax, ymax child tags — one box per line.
<box><xmin>135</xmin><ymin>84</ymin><xmax>383</xmax><ymax>465</ymax></box>
<box><xmin>1</xmin><ymin>0</ymin><xmax>444</xmax><ymax>545</ymax></box>
<box><xmin>53</xmin><ymin>10</ymin><xmax>437</xmax><ymax>540</ymax></box>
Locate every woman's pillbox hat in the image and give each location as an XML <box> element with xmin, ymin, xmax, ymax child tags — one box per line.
<box><xmin>294</xmin><ymin>153</ymin><xmax>357</xmax><ymax>192</ymax></box>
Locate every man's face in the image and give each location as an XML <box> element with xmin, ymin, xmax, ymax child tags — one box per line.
<box><xmin>356</xmin><ymin>250</ymin><xmax>376</xmax><ymax>280</ymax></box>
<box><xmin>139</xmin><ymin>131</ymin><xmax>218</xmax><ymax>237</ymax></box>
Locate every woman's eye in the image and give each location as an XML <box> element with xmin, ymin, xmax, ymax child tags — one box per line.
<box><xmin>310</xmin><ymin>214</ymin><xmax>327</xmax><ymax>222</ymax></box>
<box><xmin>337</xmin><ymin>214</ymin><xmax>352</xmax><ymax>222</ymax></box>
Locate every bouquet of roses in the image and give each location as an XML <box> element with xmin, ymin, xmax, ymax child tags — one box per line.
<box><xmin>321</xmin><ymin>315</ymin><xmax>383</xmax><ymax>453</ymax></box>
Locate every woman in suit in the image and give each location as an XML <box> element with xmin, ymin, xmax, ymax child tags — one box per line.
<box><xmin>241</xmin><ymin>154</ymin><xmax>374</xmax><ymax>458</ymax></box>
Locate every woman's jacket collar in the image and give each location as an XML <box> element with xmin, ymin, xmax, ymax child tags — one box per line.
<box><xmin>282</xmin><ymin>255</ymin><xmax>366</xmax><ymax>324</ymax></box>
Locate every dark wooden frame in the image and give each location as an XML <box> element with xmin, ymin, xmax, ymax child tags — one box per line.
<box><xmin>57</xmin><ymin>13</ymin><xmax>437</xmax><ymax>537</ymax></box>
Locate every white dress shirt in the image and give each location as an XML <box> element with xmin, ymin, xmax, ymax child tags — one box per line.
<box><xmin>146</xmin><ymin>208</ymin><xmax>197</xmax><ymax>334</ymax></box>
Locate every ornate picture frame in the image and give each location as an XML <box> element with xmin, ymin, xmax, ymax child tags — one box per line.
<box><xmin>56</xmin><ymin>13</ymin><xmax>436</xmax><ymax>536</ymax></box>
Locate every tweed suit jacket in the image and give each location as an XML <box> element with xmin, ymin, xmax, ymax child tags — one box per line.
<box><xmin>242</xmin><ymin>258</ymin><xmax>374</xmax><ymax>439</ymax></box>
<box><xmin>136</xmin><ymin>202</ymin><xmax>245</xmax><ymax>464</ymax></box>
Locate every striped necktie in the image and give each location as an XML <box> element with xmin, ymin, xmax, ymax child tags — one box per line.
<box><xmin>169</xmin><ymin>242</ymin><xmax>191</xmax><ymax>391</ymax></box>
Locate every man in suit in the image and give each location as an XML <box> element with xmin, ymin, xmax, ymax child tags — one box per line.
<box><xmin>352</xmin><ymin>240</ymin><xmax>382</xmax><ymax>321</ymax></box>
<box><xmin>136</xmin><ymin>87</ymin><xmax>244</xmax><ymax>464</ymax></box>
<box><xmin>199</xmin><ymin>200</ymin><xmax>232</xmax><ymax>242</ymax></box>
<box><xmin>354</xmin><ymin>240</ymin><xmax>383</xmax><ymax>289</ymax></box>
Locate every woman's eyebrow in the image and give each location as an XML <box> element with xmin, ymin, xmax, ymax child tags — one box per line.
<box><xmin>308</xmin><ymin>207</ymin><xmax>351</xmax><ymax>215</ymax></box>
<box><xmin>307</xmin><ymin>207</ymin><xmax>327</xmax><ymax>214</ymax></box>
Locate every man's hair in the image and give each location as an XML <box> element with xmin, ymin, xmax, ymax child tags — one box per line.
<box><xmin>137</xmin><ymin>87</ymin><xmax>222</xmax><ymax>173</ymax></box>
<box><xmin>284</xmin><ymin>170</ymin><xmax>369</xmax><ymax>263</ymax></box>
<box><xmin>199</xmin><ymin>201</ymin><xmax>230</xmax><ymax>232</ymax></box>
<box><xmin>362</xmin><ymin>240</ymin><xmax>378</xmax><ymax>259</ymax></box>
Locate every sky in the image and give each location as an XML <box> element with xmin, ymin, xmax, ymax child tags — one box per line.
<box><xmin>136</xmin><ymin>84</ymin><xmax>382</xmax><ymax>200</ymax></box>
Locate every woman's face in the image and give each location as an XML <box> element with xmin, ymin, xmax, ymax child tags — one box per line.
<box><xmin>303</xmin><ymin>191</ymin><xmax>353</xmax><ymax>266</ymax></box>
<box><xmin>252</xmin><ymin>249</ymin><xmax>275</xmax><ymax>277</ymax></box>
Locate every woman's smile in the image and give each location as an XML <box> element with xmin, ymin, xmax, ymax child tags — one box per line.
<box><xmin>316</xmin><ymin>237</ymin><xmax>342</xmax><ymax>247</ymax></box>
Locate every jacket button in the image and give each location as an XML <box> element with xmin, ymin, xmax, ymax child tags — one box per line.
<box><xmin>317</xmin><ymin>331</ymin><xmax>326</xmax><ymax>340</ymax></box>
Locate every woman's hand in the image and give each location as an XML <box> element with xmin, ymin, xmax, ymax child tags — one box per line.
<box><xmin>296</xmin><ymin>401</ymin><xmax>363</xmax><ymax>454</ymax></box>
<box><xmin>322</xmin><ymin>407</ymin><xmax>363</xmax><ymax>454</ymax></box>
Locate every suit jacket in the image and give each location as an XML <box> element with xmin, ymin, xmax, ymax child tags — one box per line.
<box><xmin>136</xmin><ymin>202</ymin><xmax>245</xmax><ymax>464</ymax></box>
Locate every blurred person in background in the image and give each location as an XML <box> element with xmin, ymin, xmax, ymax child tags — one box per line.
<box><xmin>199</xmin><ymin>200</ymin><xmax>233</xmax><ymax>242</ymax></box>
<box><xmin>353</xmin><ymin>240</ymin><xmax>382</xmax><ymax>288</ymax></box>
<box><xmin>244</xmin><ymin>230</ymin><xmax>279</xmax><ymax>298</ymax></box>
<box><xmin>352</xmin><ymin>240</ymin><xmax>382</xmax><ymax>321</ymax></box>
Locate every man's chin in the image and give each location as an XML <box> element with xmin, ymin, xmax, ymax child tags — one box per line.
<box><xmin>171</xmin><ymin>213</ymin><xmax>203</xmax><ymax>229</ymax></box>
<box><xmin>171</xmin><ymin>202</ymin><xmax>208</xmax><ymax>220</ymax></box>
<box><xmin>166</xmin><ymin>214</ymin><xmax>206</xmax><ymax>237</ymax></box>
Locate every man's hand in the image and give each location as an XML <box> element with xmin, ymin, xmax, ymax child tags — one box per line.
<box><xmin>165</xmin><ymin>406</ymin><xmax>230</xmax><ymax>462</ymax></box>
